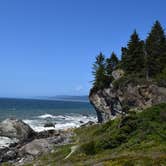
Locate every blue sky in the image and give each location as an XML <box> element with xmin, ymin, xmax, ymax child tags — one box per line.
<box><xmin>0</xmin><ymin>0</ymin><xmax>166</xmax><ymax>97</ymax></box>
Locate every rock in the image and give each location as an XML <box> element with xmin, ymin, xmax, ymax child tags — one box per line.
<box><xmin>36</xmin><ymin>129</ymin><xmax>60</xmax><ymax>139</ymax></box>
<box><xmin>19</xmin><ymin>139</ymin><xmax>53</xmax><ymax>156</ymax></box>
<box><xmin>2</xmin><ymin>149</ymin><xmax>18</xmax><ymax>161</ymax></box>
<box><xmin>89</xmin><ymin>82</ymin><xmax>166</xmax><ymax>123</ymax></box>
<box><xmin>112</xmin><ymin>69</ymin><xmax>124</xmax><ymax>80</ymax></box>
<box><xmin>47</xmin><ymin>135</ymin><xmax>65</xmax><ymax>144</ymax></box>
<box><xmin>44</xmin><ymin>122</ymin><xmax>55</xmax><ymax>128</ymax></box>
<box><xmin>0</xmin><ymin>147</ymin><xmax>18</xmax><ymax>162</ymax></box>
<box><xmin>79</xmin><ymin>121</ymin><xmax>84</xmax><ymax>124</ymax></box>
<box><xmin>16</xmin><ymin>155</ymin><xmax>34</xmax><ymax>166</ymax></box>
<box><xmin>81</xmin><ymin>121</ymin><xmax>95</xmax><ymax>127</ymax></box>
<box><xmin>0</xmin><ymin>118</ymin><xmax>36</xmax><ymax>142</ymax></box>
<box><xmin>0</xmin><ymin>136</ymin><xmax>19</xmax><ymax>149</ymax></box>
<box><xmin>46</xmin><ymin>130</ymin><xmax>74</xmax><ymax>145</ymax></box>
<box><xmin>0</xmin><ymin>119</ymin><xmax>74</xmax><ymax>164</ymax></box>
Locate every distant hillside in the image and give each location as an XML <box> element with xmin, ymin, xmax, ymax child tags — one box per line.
<box><xmin>36</xmin><ymin>95</ymin><xmax>89</xmax><ymax>102</ymax></box>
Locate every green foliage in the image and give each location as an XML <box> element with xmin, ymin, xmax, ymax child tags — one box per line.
<box><xmin>145</xmin><ymin>20</ymin><xmax>166</xmax><ymax>78</ymax></box>
<box><xmin>76</xmin><ymin>103</ymin><xmax>166</xmax><ymax>156</ymax></box>
<box><xmin>92</xmin><ymin>52</ymin><xmax>110</xmax><ymax>90</ymax></box>
<box><xmin>106</xmin><ymin>52</ymin><xmax>119</xmax><ymax>75</ymax></box>
<box><xmin>1</xmin><ymin>163</ymin><xmax>12</xmax><ymax>166</ymax></box>
<box><xmin>121</xmin><ymin>30</ymin><xmax>145</xmax><ymax>75</ymax></box>
<box><xmin>112</xmin><ymin>74</ymin><xmax>147</xmax><ymax>90</ymax></box>
<box><xmin>155</xmin><ymin>67</ymin><xmax>166</xmax><ymax>87</ymax></box>
<box><xmin>80</xmin><ymin>140</ymin><xmax>96</xmax><ymax>155</ymax></box>
<box><xmin>92</xmin><ymin>52</ymin><xmax>120</xmax><ymax>91</ymax></box>
<box><xmin>91</xmin><ymin>20</ymin><xmax>166</xmax><ymax>92</ymax></box>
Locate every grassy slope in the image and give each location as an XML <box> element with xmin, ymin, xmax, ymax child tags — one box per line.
<box><xmin>3</xmin><ymin>104</ymin><xmax>166</xmax><ymax>166</ymax></box>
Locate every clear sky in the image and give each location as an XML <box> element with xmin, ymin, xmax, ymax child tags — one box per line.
<box><xmin>0</xmin><ymin>0</ymin><xmax>166</xmax><ymax>97</ymax></box>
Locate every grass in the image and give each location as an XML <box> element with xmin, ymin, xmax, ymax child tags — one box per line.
<box><xmin>3</xmin><ymin>103</ymin><xmax>166</xmax><ymax>166</ymax></box>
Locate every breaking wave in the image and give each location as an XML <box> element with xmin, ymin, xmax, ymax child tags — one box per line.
<box><xmin>23</xmin><ymin>113</ymin><xmax>97</xmax><ymax>132</ymax></box>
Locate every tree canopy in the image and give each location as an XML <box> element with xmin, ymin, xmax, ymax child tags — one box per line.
<box><xmin>121</xmin><ymin>30</ymin><xmax>145</xmax><ymax>75</ymax></box>
<box><xmin>92</xmin><ymin>21</ymin><xmax>166</xmax><ymax>90</ymax></box>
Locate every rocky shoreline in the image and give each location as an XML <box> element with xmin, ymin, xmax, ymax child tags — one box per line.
<box><xmin>0</xmin><ymin>118</ymin><xmax>76</xmax><ymax>165</ymax></box>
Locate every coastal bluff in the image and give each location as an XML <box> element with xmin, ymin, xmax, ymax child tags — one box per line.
<box><xmin>89</xmin><ymin>70</ymin><xmax>166</xmax><ymax>123</ymax></box>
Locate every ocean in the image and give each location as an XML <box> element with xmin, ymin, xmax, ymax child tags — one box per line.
<box><xmin>0</xmin><ymin>98</ymin><xmax>97</xmax><ymax>132</ymax></box>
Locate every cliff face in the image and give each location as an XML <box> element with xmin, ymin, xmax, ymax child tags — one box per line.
<box><xmin>89</xmin><ymin>80</ymin><xmax>166</xmax><ymax>123</ymax></box>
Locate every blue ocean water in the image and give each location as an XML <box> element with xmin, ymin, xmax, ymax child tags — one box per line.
<box><xmin>0</xmin><ymin>98</ymin><xmax>97</xmax><ymax>131</ymax></box>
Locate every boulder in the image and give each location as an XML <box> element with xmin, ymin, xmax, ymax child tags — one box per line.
<box><xmin>81</xmin><ymin>121</ymin><xmax>95</xmax><ymax>127</ymax></box>
<box><xmin>0</xmin><ymin>136</ymin><xmax>19</xmax><ymax>149</ymax></box>
<box><xmin>19</xmin><ymin>139</ymin><xmax>53</xmax><ymax>156</ymax></box>
<box><xmin>0</xmin><ymin>119</ymin><xmax>36</xmax><ymax>142</ymax></box>
<box><xmin>37</xmin><ymin>129</ymin><xmax>60</xmax><ymax>139</ymax></box>
<box><xmin>2</xmin><ymin>149</ymin><xmax>18</xmax><ymax>162</ymax></box>
<box><xmin>44</xmin><ymin>122</ymin><xmax>55</xmax><ymax>128</ymax></box>
<box><xmin>112</xmin><ymin>69</ymin><xmax>124</xmax><ymax>80</ymax></box>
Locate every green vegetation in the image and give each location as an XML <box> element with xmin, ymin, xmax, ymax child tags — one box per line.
<box><xmin>92</xmin><ymin>52</ymin><xmax>119</xmax><ymax>90</ymax></box>
<box><xmin>146</xmin><ymin>21</ymin><xmax>166</xmax><ymax>78</ymax></box>
<box><xmin>20</xmin><ymin>103</ymin><xmax>166</xmax><ymax>166</ymax></box>
<box><xmin>92</xmin><ymin>52</ymin><xmax>109</xmax><ymax>90</ymax></box>
<box><xmin>121</xmin><ymin>30</ymin><xmax>145</xmax><ymax>75</ymax></box>
<box><xmin>92</xmin><ymin>20</ymin><xmax>166</xmax><ymax>90</ymax></box>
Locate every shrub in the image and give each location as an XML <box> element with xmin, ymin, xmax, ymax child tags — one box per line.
<box><xmin>80</xmin><ymin>141</ymin><xmax>96</xmax><ymax>155</ymax></box>
<box><xmin>112</xmin><ymin>74</ymin><xmax>147</xmax><ymax>90</ymax></box>
<box><xmin>155</xmin><ymin>68</ymin><xmax>166</xmax><ymax>87</ymax></box>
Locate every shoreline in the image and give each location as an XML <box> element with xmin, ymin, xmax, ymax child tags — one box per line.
<box><xmin>0</xmin><ymin>117</ymin><xmax>96</xmax><ymax>165</ymax></box>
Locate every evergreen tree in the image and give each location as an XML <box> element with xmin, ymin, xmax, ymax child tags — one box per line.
<box><xmin>106</xmin><ymin>52</ymin><xmax>119</xmax><ymax>76</ymax></box>
<box><xmin>110</xmin><ymin>52</ymin><xmax>119</xmax><ymax>70</ymax></box>
<box><xmin>145</xmin><ymin>20</ymin><xmax>166</xmax><ymax>77</ymax></box>
<box><xmin>121</xmin><ymin>30</ymin><xmax>145</xmax><ymax>75</ymax></box>
<box><xmin>92</xmin><ymin>53</ymin><xmax>109</xmax><ymax>89</ymax></box>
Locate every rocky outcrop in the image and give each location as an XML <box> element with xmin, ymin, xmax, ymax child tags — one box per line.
<box><xmin>89</xmin><ymin>88</ymin><xmax>123</xmax><ymax>122</ymax></box>
<box><xmin>112</xmin><ymin>69</ymin><xmax>124</xmax><ymax>80</ymax></box>
<box><xmin>19</xmin><ymin>139</ymin><xmax>53</xmax><ymax>156</ymax></box>
<box><xmin>0</xmin><ymin>118</ymin><xmax>36</xmax><ymax>142</ymax></box>
<box><xmin>89</xmin><ymin>77</ymin><xmax>166</xmax><ymax>123</ymax></box>
<box><xmin>0</xmin><ymin>119</ymin><xmax>74</xmax><ymax>164</ymax></box>
<box><xmin>44</xmin><ymin>122</ymin><xmax>55</xmax><ymax>128</ymax></box>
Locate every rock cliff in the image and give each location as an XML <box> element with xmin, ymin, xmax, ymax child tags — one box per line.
<box><xmin>89</xmin><ymin>71</ymin><xmax>166</xmax><ymax>123</ymax></box>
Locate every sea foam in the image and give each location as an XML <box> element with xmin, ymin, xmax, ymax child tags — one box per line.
<box><xmin>0</xmin><ymin>137</ymin><xmax>19</xmax><ymax>149</ymax></box>
<box><xmin>37</xmin><ymin>114</ymin><xmax>56</xmax><ymax>119</ymax></box>
<box><xmin>23</xmin><ymin>113</ymin><xmax>97</xmax><ymax>132</ymax></box>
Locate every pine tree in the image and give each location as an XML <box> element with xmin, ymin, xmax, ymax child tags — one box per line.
<box><xmin>92</xmin><ymin>53</ymin><xmax>109</xmax><ymax>89</ymax></box>
<box><xmin>145</xmin><ymin>20</ymin><xmax>166</xmax><ymax>77</ymax></box>
<box><xmin>106</xmin><ymin>52</ymin><xmax>119</xmax><ymax>76</ymax></box>
<box><xmin>110</xmin><ymin>52</ymin><xmax>119</xmax><ymax>70</ymax></box>
<box><xmin>121</xmin><ymin>30</ymin><xmax>145</xmax><ymax>75</ymax></box>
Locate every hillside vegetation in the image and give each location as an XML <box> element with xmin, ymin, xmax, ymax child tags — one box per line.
<box><xmin>7</xmin><ymin>103</ymin><xmax>165</xmax><ymax>166</ymax></box>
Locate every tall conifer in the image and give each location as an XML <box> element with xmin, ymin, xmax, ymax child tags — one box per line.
<box><xmin>145</xmin><ymin>20</ymin><xmax>166</xmax><ymax>77</ymax></box>
<box><xmin>92</xmin><ymin>53</ymin><xmax>108</xmax><ymax>89</ymax></box>
<box><xmin>121</xmin><ymin>30</ymin><xmax>145</xmax><ymax>75</ymax></box>
<box><xmin>106</xmin><ymin>52</ymin><xmax>119</xmax><ymax>76</ymax></box>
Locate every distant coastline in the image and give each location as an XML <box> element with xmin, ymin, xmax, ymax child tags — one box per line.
<box><xmin>34</xmin><ymin>95</ymin><xmax>89</xmax><ymax>102</ymax></box>
<box><xmin>0</xmin><ymin>95</ymin><xmax>89</xmax><ymax>103</ymax></box>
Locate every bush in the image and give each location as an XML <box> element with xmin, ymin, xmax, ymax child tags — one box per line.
<box><xmin>155</xmin><ymin>68</ymin><xmax>166</xmax><ymax>87</ymax></box>
<box><xmin>77</xmin><ymin>104</ymin><xmax>166</xmax><ymax>157</ymax></box>
<box><xmin>112</xmin><ymin>74</ymin><xmax>147</xmax><ymax>90</ymax></box>
<box><xmin>80</xmin><ymin>141</ymin><xmax>96</xmax><ymax>155</ymax></box>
